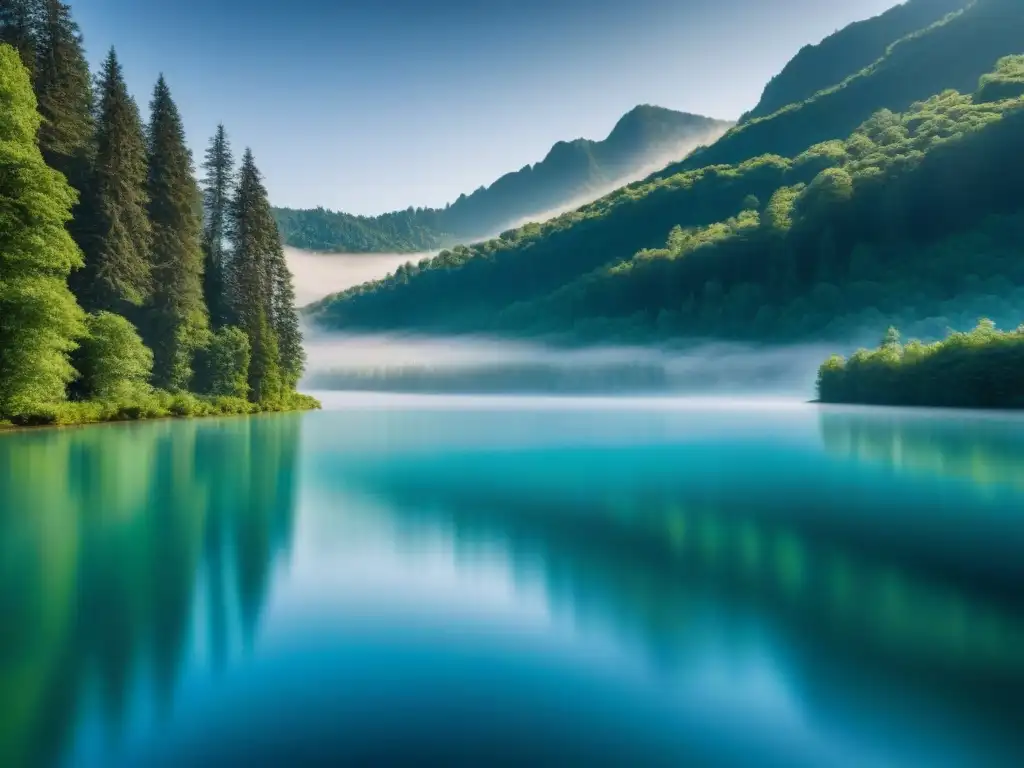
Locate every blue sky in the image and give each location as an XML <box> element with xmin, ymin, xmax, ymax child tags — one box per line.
<box><xmin>72</xmin><ymin>0</ymin><xmax>900</xmax><ymax>214</ymax></box>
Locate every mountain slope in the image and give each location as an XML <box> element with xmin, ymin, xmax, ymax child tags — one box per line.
<box><xmin>273</xmin><ymin>106</ymin><xmax>731</xmax><ymax>253</ymax></box>
<box><xmin>743</xmin><ymin>0</ymin><xmax>967</xmax><ymax>122</ymax></box>
<box><xmin>307</xmin><ymin>0</ymin><xmax>1024</xmax><ymax>344</ymax></box>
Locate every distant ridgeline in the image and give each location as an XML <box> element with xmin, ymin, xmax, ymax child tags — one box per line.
<box><xmin>272</xmin><ymin>106</ymin><xmax>732</xmax><ymax>252</ymax></box>
<box><xmin>0</xmin><ymin>3</ymin><xmax>316</xmax><ymax>427</ymax></box>
<box><xmin>307</xmin><ymin>0</ymin><xmax>1024</xmax><ymax>351</ymax></box>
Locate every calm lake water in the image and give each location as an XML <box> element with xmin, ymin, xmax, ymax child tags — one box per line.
<box><xmin>3</xmin><ymin>394</ymin><xmax>1024</xmax><ymax>767</ymax></box>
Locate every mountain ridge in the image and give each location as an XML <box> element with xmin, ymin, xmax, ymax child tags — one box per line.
<box><xmin>306</xmin><ymin>0</ymin><xmax>1024</xmax><ymax>349</ymax></box>
<box><xmin>272</xmin><ymin>105</ymin><xmax>731</xmax><ymax>253</ymax></box>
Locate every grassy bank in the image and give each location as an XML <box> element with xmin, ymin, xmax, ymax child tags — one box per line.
<box><xmin>817</xmin><ymin>320</ymin><xmax>1024</xmax><ymax>409</ymax></box>
<box><xmin>0</xmin><ymin>390</ymin><xmax>321</xmax><ymax>430</ymax></box>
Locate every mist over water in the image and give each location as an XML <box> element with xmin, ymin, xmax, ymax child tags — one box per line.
<box><xmin>301</xmin><ymin>331</ymin><xmax>834</xmax><ymax>398</ymax></box>
<box><xmin>286</xmin><ymin>247</ymin><xmax>432</xmax><ymax>306</ymax></box>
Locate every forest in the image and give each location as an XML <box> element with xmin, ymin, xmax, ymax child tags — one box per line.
<box><xmin>817</xmin><ymin>322</ymin><xmax>1024</xmax><ymax>409</ymax></box>
<box><xmin>0</xmin><ymin>1</ymin><xmax>316</xmax><ymax>427</ymax></box>
<box><xmin>273</xmin><ymin>106</ymin><xmax>730</xmax><ymax>253</ymax></box>
<box><xmin>308</xmin><ymin>0</ymin><xmax>1024</xmax><ymax>361</ymax></box>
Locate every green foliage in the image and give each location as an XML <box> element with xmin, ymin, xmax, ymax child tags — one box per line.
<box><xmin>742</xmin><ymin>0</ymin><xmax>969</xmax><ymax>121</ymax></box>
<box><xmin>311</xmin><ymin>63</ymin><xmax>1024</xmax><ymax>342</ymax></box>
<box><xmin>77</xmin><ymin>48</ymin><xmax>151</xmax><ymax>312</ymax></box>
<box><xmin>74</xmin><ymin>311</ymin><xmax>153</xmax><ymax>400</ymax></box>
<box><xmin>0</xmin><ymin>43</ymin><xmax>85</xmax><ymax>418</ymax></box>
<box><xmin>976</xmin><ymin>54</ymin><xmax>1024</xmax><ymax>102</ymax></box>
<box><xmin>198</xmin><ymin>325</ymin><xmax>250</xmax><ymax>398</ymax></box>
<box><xmin>0</xmin><ymin>0</ymin><xmax>39</xmax><ymax>79</ymax></box>
<box><xmin>227</xmin><ymin>149</ymin><xmax>300</xmax><ymax>403</ymax></box>
<box><xmin>0</xmin><ymin>1</ymin><xmax>315</xmax><ymax>429</ymax></box>
<box><xmin>144</xmin><ymin>75</ymin><xmax>208</xmax><ymax>390</ymax></box>
<box><xmin>273</xmin><ymin>107</ymin><xmax>731</xmax><ymax>252</ymax></box>
<box><xmin>817</xmin><ymin>319</ymin><xmax>1024</xmax><ymax>409</ymax></box>
<box><xmin>201</xmin><ymin>123</ymin><xmax>233</xmax><ymax>327</ymax></box>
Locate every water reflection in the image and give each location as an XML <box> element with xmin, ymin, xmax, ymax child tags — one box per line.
<box><xmin>820</xmin><ymin>406</ymin><xmax>1024</xmax><ymax>491</ymax></box>
<box><xmin>0</xmin><ymin>415</ymin><xmax>302</xmax><ymax>768</ymax></box>
<box><xmin>3</xmin><ymin>402</ymin><xmax>1024</xmax><ymax>765</ymax></box>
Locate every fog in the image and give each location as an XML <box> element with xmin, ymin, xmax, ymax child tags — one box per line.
<box><xmin>301</xmin><ymin>332</ymin><xmax>835</xmax><ymax>398</ymax></box>
<box><xmin>490</xmin><ymin>126</ymin><xmax>732</xmax><ymax>236</ymax></box>
<box><xmin>286</xmin><ymin>127</ymin><xmax>731</xmax><ymax>307</ymax></box>
<box><xmin>286</xmin><ymin>247</ymin><xmax>432</xmax><ymax>306</ymax></box>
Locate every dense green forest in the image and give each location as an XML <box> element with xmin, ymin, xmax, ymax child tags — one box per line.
<box><xmin>0</xmin><ymin>2</ymin><xmax>315</xmax><ymax>427</ymax></box>
<box><xmin>818</xmin><ymin>322</ymin><xmax>1024</xmax><ymax>409</ymax></box>
<box><xmin>273</xmin><ymin>106</ymin><xmax>731</xmax><ymax>253</ymax></box>
<box><xmin>308</xmin><ymin>0</ymin><xmax>1024</xmax><ymax>352</ymax></box>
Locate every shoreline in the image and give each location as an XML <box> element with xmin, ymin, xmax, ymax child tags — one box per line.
<box><xmin>0</xmin><ymin>395</ymin><xmax>321</xmax><ymax>434</ymax></box>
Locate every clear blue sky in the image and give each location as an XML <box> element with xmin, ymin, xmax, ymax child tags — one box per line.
<box><xmin>72</xmin><ymin>0</ymin><xmax>900</xmax><ymax>215</ymax></box>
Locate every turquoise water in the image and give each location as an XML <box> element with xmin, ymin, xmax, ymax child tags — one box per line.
<box><xmin>2</xmin><ymin>395</ymin><xmax>1024</xmax><ymax>767</ymax></box>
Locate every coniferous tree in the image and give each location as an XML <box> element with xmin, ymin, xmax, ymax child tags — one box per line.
<box><xmin>33</xmin><ymin>0</ymin><xmax>92</xmax><ymax>189</ymax></box>
<box><xmin>0</xmin><ymin>43</ymin><xmax>85</xmax><ymax>417</ymax></box>
<box><xmin>201</xmin><ymin>123</ymin><xmax>233</xmax><ymax>327</ymax></box>
<box><xmin>269</xmin><ymin>240</ymin><xmax>304</xmax><ymax>390</ymax></box>
<box><xmin>226</xmin><ymin>148</ymin><xmax>282</xmax><ymax>402</ymax></box>
<box><xmin>0</xmin><ymin>0</ymin><xmax>40</xmax><ymax>78</ymax></box>
<box><xmin>145</xmin><ymin>75</ymin><xmax>208</xmax><ymax>390</ymax></box>
<box><xmin>78</xmin><ymin>47</ymin><xmax>151</xmax><ymax>313</ymax></box>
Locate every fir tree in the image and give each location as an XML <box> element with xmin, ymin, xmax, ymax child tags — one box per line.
<box><xmin>201</xmin><ymin>123</ymin><xmax>233</xmax><ymax>327</ymax></box>
<box><xmin>145</xmin><ymin>75</ymin><xmax>208</xmax><ymax>390</ymax></box>
<box><xmin>269</xmin><ymin>239</ymin><xmax>304</xmax><ymax>390</ymax></box>
<box><xmin>33</xmin><ymin>0</ymin><xmax>93</xmax><ymax>185</ymax></box>
<box><xmin>0</xmin><ymin>0</ymin><xmax>40</xmax><ymax>78</ymax></box>
<box><xmin>226</xmin><ymin>148</ymin><xmax>281</xmax><ymax>402</ymax></box>
<box><xmin>77</xmin><ymin>47</ymin><xmax>151</xmax><ymax>313</ymax></box>
<box><xmin>0</xmin><ymin>43</ymin><xmax>85</xmax><ymax>416</ymax></box>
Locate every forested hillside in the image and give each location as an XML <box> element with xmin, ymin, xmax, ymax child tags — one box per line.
<box><xmin>273</xmin><ymin>106</ymin><xmax>731</xmax><ymax>253</ymax></box>
<box><xmin>0</xmin><ymin>1</ymin><xmax>315</xmax><ymax>427</ymax></box>
<box><xmin>743</xmin><ymin>0</ymin><xmax>967</xmax><ymax>121</ymax></box>
<box><xmin>308</xmin><ymin>0</ymin><xmax>1024</xmax><ymax>348</ymax></box>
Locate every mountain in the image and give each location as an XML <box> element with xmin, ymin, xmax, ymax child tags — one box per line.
<box><xmin>307</xmin><ymin>0</ymin><xmax>1024</xmax><ymax>347</ymax></box>
<box><xmin>272</xmin><ymin>106</ymin><xmax>732</xmax><ymax>253</ymax></box>
<box><xmin>742</xmin><ymin>0</ymin><xmax>967</xmax><ymax>122</ymax></box>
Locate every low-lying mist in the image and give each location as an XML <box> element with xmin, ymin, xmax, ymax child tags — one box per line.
<box><xmin>301</xmin><ymin>331</ymin><xmax>835</xmax><ymax>398</ymax></box>
<box><xmin>286</xmin><ymin>129</ymin><xmax>731</xmax><ymax>308</ymax></box>
<box><xmin>286</xmin><ymin>247</ymin><xmax>431</xmax><ymax>306</ymax></box>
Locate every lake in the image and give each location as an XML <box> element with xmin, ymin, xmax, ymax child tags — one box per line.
<box><xmin>2</xmin><ymin>395</ymin><xmax>1024</xmax><ymax>767</ymax></box>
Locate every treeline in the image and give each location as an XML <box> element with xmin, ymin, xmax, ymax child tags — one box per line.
<box><xmin>274</xmin><ymin>106</ymin><xmax>730</xmax><ymax>253</ymax></box>
<box><xmin>817</xmin><ymin>321</ymin><xmax>1024</xmax><ymax>409</ymax></box>
<box><xmin>0</xmin><ymin>1</ymin><xmax>314</xmax><ymax>426</ymax></box>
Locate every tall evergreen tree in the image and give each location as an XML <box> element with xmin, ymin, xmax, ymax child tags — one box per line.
<box><xmin>77</xmin><ymin>47</ymin><xmax>151</xmax><ymax>313</ymax></box>
<box><xmin>33</xmin><ymin>0</ymin><xmax>92</xmax><ymax>185</ymax></box>
<box><xmin>145</xmin><ymin>75</ymin><xmax>208</xmax><ymax>390</ymax></box>
<box><xmin>0</xmin><ymin>43</ymin><xmax>85</xmax><ymax>416</ymax></box>
<box><xmin>269</xmin><ymin>238</ymin><xmax>304</xmax><ymax>389</ymax></box>
<box><xmin>226</xmin><ymin>148</ymin><xmax>282</xmax><ymax>402</ymax></box>
<box><xmin>0</xmin><ymin>0</ymin><xmax>40</xmax><ymax>78</ymax></box>
<box><xmin>201</xmin><ymin>123</ymin><xmax>233</xmax><ymax>327</ymax></box>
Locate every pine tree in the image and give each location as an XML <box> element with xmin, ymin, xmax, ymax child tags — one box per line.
<box><xmin>77</xmin><ymin>47</ymin><xmax>151</xmax><ymax>313</ymax></box>
<box><xmin>0</xmin><ymin>43</ymin><xmax>85</xmax><ymax>417</ymax></box>
<box><xmin>269</xmin><ymin>237</ymin><xmax>304</xmax><ymax>390</ymax></box>
<box><xmin>226</xmin><ymin>148</ymin><xmax>282</xmax><ymax>402</ymax></box>
<box><xmin>33</xmin><ymin>0</ymin><xmax>92</xmax><ymax>186</ymax></box>
<box><xmin>0</xmin><ymin>0</ymin><xmax>40</xmax><ymax>78</ymax></box>
<box><xmin>201</xmin><ymin>124</ymin><xmax>233</xmax><ymax>327</ymax></box>
<box><xmin>145</xmin><ymin>75</ymin><xmax>208</xmax><ymax>390</ymax></box>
